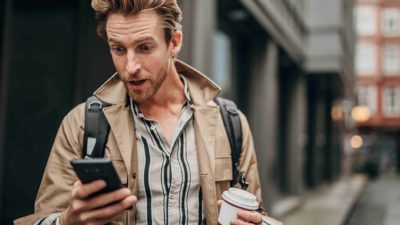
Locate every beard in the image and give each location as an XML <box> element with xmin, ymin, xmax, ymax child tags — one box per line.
<box><xmin>127</xmin><ymin>70</ymin><xmax>168</xmax><ymax>104</ymax></box>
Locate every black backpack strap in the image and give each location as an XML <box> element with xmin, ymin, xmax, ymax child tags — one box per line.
<box><xmin>215</xmin><ymin>97</ymin><xmax>248</xmax><ymax>189</ymax></box>
<box><xmin>83</xmin><ymin>96</ymin><xmax>111</xmax><ymax>159</ymax></box>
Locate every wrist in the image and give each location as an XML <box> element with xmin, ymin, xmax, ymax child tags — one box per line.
<box><xmin>60</xmin><ymin>212</ymin><xmax>68</xmax><ymax>225</ymax></box>
<box><xmin>261</xmin><ymin>215</ymin><xmax>283</xmax><ymax>225</ymax></box>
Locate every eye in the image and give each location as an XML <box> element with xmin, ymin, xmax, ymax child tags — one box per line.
<box><xmin>111</xmin><ymin>46</ymin><xmax>126</xmax><ymax>55</ymax></box>
<box><xmin>138</xmin><ymin>44</ymin><xmax>154</xmax><ymax>53</ymax></box>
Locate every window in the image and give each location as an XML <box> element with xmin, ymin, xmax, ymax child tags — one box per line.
<box><xmin>383</xmin><ymin>45</ymin><xmax>400</xmax><ymax>75</ymax></box>
<box><xmin>212</xmin><ymin>30</ymin><xmax>234</xmax><ymax>98</ymax></box>
<box><xmin>382</xmin><ymin>8</ymin><xmax>400</xmax><ymax>36</ymax></box>
<box><xmin>357</xmin><ymin>86</ymin><xmax>377</xmax><ymax>113</ymax></box>
<box><xmin>383</xmin><ymin>86</ymin><xmax>400</xmax><ymax>116</ymax></box>
<box><xmin>355</xmin><ymin>43</ymin><xmax>377</xmax><ymax>75</ymax></box>
<box><xmin>355</xmin><ymin>6</ymin><xmax>376</xmax><ymax>36</ymax></box>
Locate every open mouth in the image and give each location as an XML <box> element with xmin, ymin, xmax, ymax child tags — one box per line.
<box><xmin>129</xmin><ymin>80</ymin><xmax>146</xmax><ymax>86</ymax></box>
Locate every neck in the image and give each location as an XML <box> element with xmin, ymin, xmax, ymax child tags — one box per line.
<box><xmin>137</xmin><ymin>63</ymin><xmax>186</xmax><ymax>116</ymax></box>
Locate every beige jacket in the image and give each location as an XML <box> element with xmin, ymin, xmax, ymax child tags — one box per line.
<box><xmin>15</xmin><ymin>60</ymin><xmax>266</xmax><ymax>225</ymax></box>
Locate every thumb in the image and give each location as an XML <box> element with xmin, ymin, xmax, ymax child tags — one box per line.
<box><xmin>73</xmin><ymin>180</ymin><xmax>82</xmax><ymax>188</ymax></box>
<box><xmin>217</xmin><ymin>200</ymin><xmax>223</xmax><ymax>208</ymax></box>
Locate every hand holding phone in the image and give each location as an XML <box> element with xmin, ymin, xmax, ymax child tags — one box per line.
<box><xmin>71</xmin><ymin>158</ymin><xmax>124</xmax><ymax>194</ymax></box>
<box><xmin>62</xmin><ymin>160</ymin><xmax>136</xmax><ymax>225</ymax></box>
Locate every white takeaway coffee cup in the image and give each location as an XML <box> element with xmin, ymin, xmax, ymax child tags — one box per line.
<box><xmin>218</xmin><ymin>188</ymin><xmax>259</xmax><ymax>225</ymax></box>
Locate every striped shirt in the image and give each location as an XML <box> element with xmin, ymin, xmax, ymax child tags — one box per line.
<box><xmin>131</xmin><ymin>77</ymin><xmax>204</xmax><ymax>225</ymax></box>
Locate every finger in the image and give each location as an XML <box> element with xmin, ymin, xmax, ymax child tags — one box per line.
<box><xmin>217</xmin><ymin>200</ymin><xmax>223</xmax><ymax>208</ymax></box>
<box><xmin>230</xmin><ymin>219</ymin><xmax>254</xmax><ymax>225</ymax></box>
<box><xmin>80</xmin><ymin>195</ymin><xmax>137</xmax><ymax>221</ymax></box>
<box><xmin>237</xmin><ymin>210</ymin><xmax>262</xmax><ymax>224</ymax></box>
<box><xmin>82</xmin><ymin>188</ymin><xmax>134</xmax><ymax>211</ymax></box>
<box><xmin>73</xmin><ymin>180</ymin><xmax>82</xmax><ymax>188</ymax></box>
<box><xmin>72</xmin><ymin>180</ymin><xmax>107</xmax><ymax>200</ymax></box>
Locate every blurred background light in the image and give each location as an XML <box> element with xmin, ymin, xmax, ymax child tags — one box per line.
<box><xmin>351</xmin><ymin>135</ymin><xmax>363</xmax><ymax>149</ymax></box>
<box><xmin>351</xmin><ymin>105</ymin><xmax>371</xmax><ymax>123</ymax></box>
<box><xmin>331</xmin><ymin>105</ymin><xmax>343</xmax><ymax>122</ymax></box>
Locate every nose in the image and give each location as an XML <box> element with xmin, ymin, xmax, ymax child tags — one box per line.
<box><xmin>125</xmin><ymin>50</ymin><xmax>141</xmax><ymax>75</ymax></box>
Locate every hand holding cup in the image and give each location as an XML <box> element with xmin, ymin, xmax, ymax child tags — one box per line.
<box><xmin>218</xmin><ymin>188</ymin><xmax>261</xmax><ymax>225</ymax></box>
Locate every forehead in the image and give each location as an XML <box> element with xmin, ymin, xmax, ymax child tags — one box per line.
<box><xmin>106</xmin><ymin>10</ymin><xmax>163</xmax><ymax>41</ymax></box>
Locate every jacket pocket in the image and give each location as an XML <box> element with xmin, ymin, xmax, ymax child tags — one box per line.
<box><xmin>214</xmin><ymin>156</ymin><xmax>233</xmax><ymax>181</ymax></box>
<box><xmin>110</xmin><ymin>211</ymin><xmax>127</xmax><ymax>225</ymax></box>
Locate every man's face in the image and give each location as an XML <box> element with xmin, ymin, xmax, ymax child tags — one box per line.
<box><xmin>106</xmin><ymin>10</ymin><xmax>181</xmax><ymax>103</ymax></box>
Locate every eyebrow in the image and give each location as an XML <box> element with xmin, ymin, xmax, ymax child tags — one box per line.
<box><xmin>108</xmin><ymin>38</ymin><xmax>121</xmax><ymax>44</ymax></box>
<box><xmin>108</xmin><ymin>37</ymin><xmax>156</xmax><ymax>45</ymax></box>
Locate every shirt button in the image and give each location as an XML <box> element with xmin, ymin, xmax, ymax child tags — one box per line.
<box><xmin>132</xmin><ymin>173</ymin><xmax>137</xmax><ymax>179</ymax></box>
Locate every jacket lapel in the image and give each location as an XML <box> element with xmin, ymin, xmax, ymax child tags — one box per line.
<box><xmin>103</xmin><ymin>103</ymin><xmax>139</xmax><ymax>224</ymax></box>
<box><xmin>180</xmin><ymin>58</ymin><xmax>221</xmax><ymax>224</ymax></box>
<box><xmin>103</xmin><ymin>104</ymin><xmax>135</xmax><ymax>176</ymax></box>
<box><xmin>193</xmin><ymin>104</ymin><xmax>220</xmax><ymax>225</ymax></box>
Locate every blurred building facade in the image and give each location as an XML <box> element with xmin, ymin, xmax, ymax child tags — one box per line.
<box><xmin>354</xmin><ymin>0</ymin><xmax>400</xmax><ymax>175</ymax></box>
<box><xmin>179</xmin><ymin>0</ymin><xmax>355</xmax><ymax>217</ymax></box>
<box><xmin>0</xmin><ymin>0</ymin><xmax>355</xmax><ymax>224</ymax></box>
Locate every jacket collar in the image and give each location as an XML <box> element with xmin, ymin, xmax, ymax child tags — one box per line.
<box><xmin>93</xmin><ymin>59</ymin><xmax>221</xmax><ymax>106</ymax></box>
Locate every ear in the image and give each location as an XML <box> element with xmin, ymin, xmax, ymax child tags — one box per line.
<box><xmin>170</xmin><ymin>30</ymin><xmax>183</xmax><ymax>58</ymax></box>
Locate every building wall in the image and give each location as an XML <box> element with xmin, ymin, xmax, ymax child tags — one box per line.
<box><xmin>248</xmin><ymin>41</ymin><xmax>280</xmax><ymax>207</ymax></box>
<box><xmin>179</xmin><ymin>0</ymin><xmax>216</xmax><ymax>76</ymax></box>
<box><xmin>1</xmin><ymin>2</ymin><xmax>78</xmax><ymax>223</ymax></box>
<box><xmin>0</xmin><ymin>0</ymin><xmax>12</xmax><ymax>221</ymax></box>
<box><xmin>355</xmin><ymin>0</ymin><xmax>400</xmax><ymax>126</ymax></box>
<box><xmin>305</xmin><ymin>0</ymin><xmax>355</xmax><ymax>79</ymax></box>
<box><xmin>179</xmin><ymin>0</ymin><xmax>307</xmax><ymax>209</ymax></box>
<box><xmin>0</xmin><ymin>1</ymin><xmax>116</xmax><ymax>223</ymax></box>
<box><xmin>354</xmin><ymin>0</ymin><xmax>400</xmax><ymax>174</ymax></box>
<box><xmin>180</xmin><ymin>0</ymin><xmax>354</xmax><ymax>214</ymax></box>
<box><xmin>286</xmin><ymin>72</ymin><xmax>307</xmax><ymax>194</ymax></box>
<box><xmin>239</xmin><ymin>0</ymin><xmax>305</xmax><ymax>64</ymax></box>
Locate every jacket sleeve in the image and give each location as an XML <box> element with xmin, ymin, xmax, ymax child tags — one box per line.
<box><xmin>14</xmin><ymin>104</ymin><xmax>85</xmax><ymax>225</ymax></box>
<box><xmin>237</xmin><ymin>111</ymin><xmax>265</xmax><ymax>214</ymax></box>
<box><xmin>237</xmin><ymin>112</ymin><xmax>284</xmax><ymax>225</ymax></box>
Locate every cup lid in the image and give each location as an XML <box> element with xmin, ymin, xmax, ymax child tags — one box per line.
<box><xmin>222</xmin><ymin>188</ymin><xmax>259</xmax><ymax>210</ymax></box>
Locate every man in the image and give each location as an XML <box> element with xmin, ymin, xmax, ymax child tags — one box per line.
<box><xmin>15</xmin><ymin>0</ymin><xmax>281</xmax><ymax>224</ymax></box>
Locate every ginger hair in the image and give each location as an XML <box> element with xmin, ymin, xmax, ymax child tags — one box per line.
<box><xmin>91</xmin><ymin>0</ymin><xmax>182</xmax><ymax>44</ymax></box>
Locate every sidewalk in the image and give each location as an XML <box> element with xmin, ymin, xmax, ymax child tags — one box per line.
<box><xmin>345</xmin><ymin>173</ymin><xmax>400</xmax><ymax>225</ymax></box>
<box><xmin>280</xmin><ymin>174</ymin><xmax>367</xmax><ymax>225</ymax></box>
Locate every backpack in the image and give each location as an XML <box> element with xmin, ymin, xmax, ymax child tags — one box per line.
<box><xmin>83</xmin><ymin>96</ymin><xmax>248</xmax><ymax>189</ymax></box>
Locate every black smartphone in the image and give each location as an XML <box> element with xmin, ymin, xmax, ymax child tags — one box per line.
<box><xmin>71</xmin><ymin>158</ymin><xmax>124</xmax><ymax>195</ymax></box>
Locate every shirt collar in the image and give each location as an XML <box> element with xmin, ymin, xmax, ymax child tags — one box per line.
<box><xmin>130</xmin><ymin>75</ymin><xmax>192</xmax><ymax>119</ymax></box>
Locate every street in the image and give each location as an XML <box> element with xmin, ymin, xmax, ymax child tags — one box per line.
<box><xmin>345</xmin><ymin>172</ymin><xmax>400</xmax><ymax>225</ymax></box>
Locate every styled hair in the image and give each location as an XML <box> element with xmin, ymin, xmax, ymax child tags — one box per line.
<box><xmin>91</xmin><ymin>0</ymin><xmax>182</xmax><ymax>44</ymax></box>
